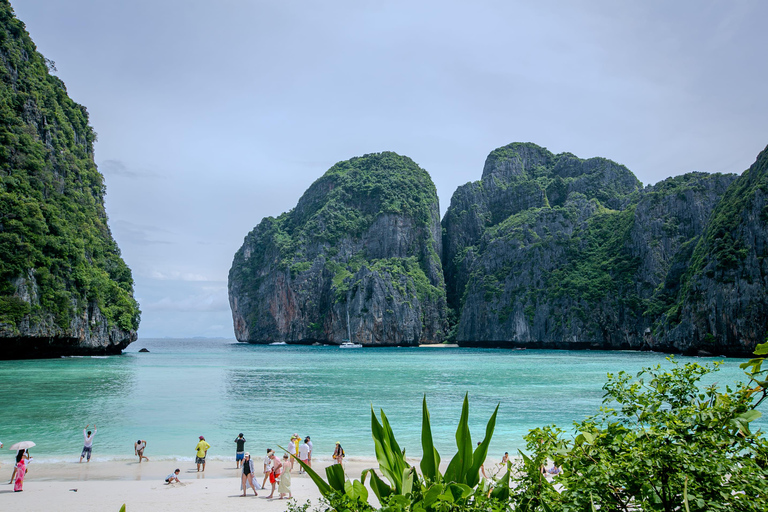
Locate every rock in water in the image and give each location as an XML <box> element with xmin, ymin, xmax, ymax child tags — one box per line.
<box><xmin>138</xmin><ymin>348</ymin><xmax>150</xmax><ymax>353</ymax></box>
<box><xmin>0</xmin><ymin>4</ymin><xmax>140</xmax><ymax>359</ymax></box>
<box><xmin>229</xmin><ymin>152</ymin><xmax>447</xmax><ymax>345</ymax></box>
<box><xmin>443</xmin><ymin>142</ymin><xmax>759</xmax><ymax>356</ymax></box>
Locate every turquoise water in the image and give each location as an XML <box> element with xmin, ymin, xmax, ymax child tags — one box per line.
<box><xmin>0</xmin><ymin>339</ymin><xmax>761</xmax><ymax>465</ymax></box>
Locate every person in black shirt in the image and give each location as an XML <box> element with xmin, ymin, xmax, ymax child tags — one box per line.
<box><xmin>234</xmin><ymin>433</ymin><xmax>247</xmax><ymax>468</ymax></box>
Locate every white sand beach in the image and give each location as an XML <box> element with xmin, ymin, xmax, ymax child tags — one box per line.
<box><xmin>0</xmin><ymin>458</ymin><xmax>377</xmax><ymax>512</ymax></box>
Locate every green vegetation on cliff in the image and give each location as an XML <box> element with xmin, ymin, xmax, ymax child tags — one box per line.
<box><xmin>229</xmin><ymin>151</ymin><xmax>446</xmax><ymax>344</ymax></box>
<box><xmin>0</xmin><ymin>2</ymin><xmax>139</xmax><ymax>333</ymax></box>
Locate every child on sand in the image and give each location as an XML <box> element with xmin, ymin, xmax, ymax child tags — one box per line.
<box><xmin>165</xmin><ymin>469</ymin><xmax>181</xmax><ymax>483</ymax></box>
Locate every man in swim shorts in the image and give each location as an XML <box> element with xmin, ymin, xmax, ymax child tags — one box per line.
<box><xmin>80</xmin><ymin>424</ymin><xmax>96</xmax><ymax>463</ymax></box>
<box><xmin>234</xmin><ymin>433</ymin><xmax>246</xmax><ymax>468</ymax></box>
<box><xmin>298</xmin><ymin>438</ymin><xmax>310</xmax><ymax>473</ymax></box>
<box><xmin>195</xmin><ymin>435</ymin><xmax>210</xmax><ymax>472</ymax></box>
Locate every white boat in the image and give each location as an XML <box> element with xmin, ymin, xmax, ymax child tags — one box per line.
<box><xmin>269</xmin><ymin>342</ymin><xmax>288</xmax><ymax>346</ymax></box>
<box><xmin>339</xmin><ymin>341</ymin><xmax>362</xmax><ymax>348</ymax></box>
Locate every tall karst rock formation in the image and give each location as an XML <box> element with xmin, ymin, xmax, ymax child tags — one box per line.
<box><xmin>442</xmin><ymin>142</ymin><xmax>758</xmax><ymax>356</ymax></box>
<box><xmin>229</xmin><ymin>152</ymin><xmax>446</xmax><ymax>345</ymax></box>
<box><xmin>0</xmin><ymin>2</ymin><xmax>140</xmax><ymax>358</ymax></box>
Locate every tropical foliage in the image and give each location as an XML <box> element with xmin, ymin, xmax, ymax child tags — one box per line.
<box><xmin>294</xmin><ymin>356</ymin><xmax>768</xmax><ymax>512</ymax></box>
<box><xmin>0</xmin><ymin>1</ymin><xmax>139</xmax><ymax>332</ymax></box>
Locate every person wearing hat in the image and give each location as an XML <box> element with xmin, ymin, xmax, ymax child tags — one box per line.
<box><xmin>332</xmin><ymin>442</ymin><xmax>345</xmax><ymax>465</ymax></box>
<box><xmin>241</xmin><ymin>452</ymin><xmax>258</xmax><ymax>496</ymax></box>
<box><xmin>261</xmin><ymin>449</ymin><xmax>273</xmax><ymax>490</ymax></box>
<box><xmin>234</xmin><ymin>433</ymin><xmax>247</xmax><ymax>469</ymax></box>
<box><xmin>195</xmin><ymin>435</ymin><xmax>211</xmax><ymax>472</ymax></box>
<box><xmin>287</xmin><ymin>434</ymin><xmax>299</xmax><ymax>469</ymax></box>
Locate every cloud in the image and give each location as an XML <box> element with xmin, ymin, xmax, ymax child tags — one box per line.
<box><xmin>149</xmin><ymin>270</ymin><xmax>213</xmax><ymax>282</ymax></box>
<box><xmin>99</xmin><ymin>159</ymin><xmax>158</xmax><ymax>178</ymax></box>
<box><xmin>143</xmin><ymin>291</ymin><xmax>229</xmax><ymax>312</ymax></box>
<box><xmin>111</xmin><ymin>220</ymin><xmax>175</xmax><ymax>246</ymax></box>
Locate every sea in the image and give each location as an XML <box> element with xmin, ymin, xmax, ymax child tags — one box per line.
<box><xmin>0</xmin><ymin>338</ymin><xmax>762</xmax><ymax>466</ymax></box>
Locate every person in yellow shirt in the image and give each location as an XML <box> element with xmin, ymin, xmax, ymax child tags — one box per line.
<box><xmin>195</xmin><ymin>436</ymin><xmax>211</xmax><ymax>472</ymax></box>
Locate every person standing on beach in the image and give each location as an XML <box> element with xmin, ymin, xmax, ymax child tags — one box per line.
<box><xmin>80</xmin><ymin>424</ymin><xmax>96</xmax><ymax>463</ymax></box>
<box><xmin>234</xmin><ymin>433</ymin><xmax>247</xmax><ymax>469</ymax></box>
<box><xmin>278</xmin><ymin>453</ymin><xmax>292</xmax><ymax>499</ymax></box>
<box><xmin>332</xmin><ymin>442</ymin><xmax>344</xmax><ymax>465</ymax></box>
<box><xmin>298</xmin><ymin>439</ymin><xmax>310</xmax><ymax>473</ymax></box>
<box><xmin>13</xmin><ymin>456</ymin><xmax>26</xmax><ymax>492</ymax></box>
<box><xmin>135</xmin><ymin>439</ymin><xmax>149</xmax><ymax>462</ymax></box>
<box><xmin>261</xmin><ymin>449</ymin><xmax>273</xmax><ymax>490</ymax></box>
<box><xmin>266</xmin><ymin>451</ymin><xmax>283</xmax><ymax>499</ymax></box>
<box><xmin>241</xmin><ymin>452</ymin><xmax>258</xmax><ymax>496</ymax></box>
<box><xmin>195</xmin><ymin>435</ymin><xmax>211</xmax><ymax>472</ymax></box>
<box><xmin>8</xmin><ymin>449</ymin><xmax>29</xmax><ymax>484</ymax></box>
<box><xmin>287</xmin><ymin>434</ymin><xmax>298</xmax><ymax>469</ymax></box>
<box><xmin>305</xmin><ymin>436</ymin><xmax>313</xmax><ymax>468</ymax></box>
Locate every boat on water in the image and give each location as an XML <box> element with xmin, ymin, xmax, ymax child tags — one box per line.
<box><xmin>339</xmin><ymin>341</ymin><xmax>363</xmax><ymax>348</ymax></box>
<box><xmin>269</xmin><ymin>342</ymin><xmax>288</xmax><ymax>346</ymax></box>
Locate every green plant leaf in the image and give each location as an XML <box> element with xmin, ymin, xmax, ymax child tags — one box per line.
<box><xmin>491</xmin><ymin>467</ymin><xmax>510</xmax><ymax>501</ymax></box>
<box><xmin>362</xmin><ymin>468</ymin><xmax>393</xmax><ymax>502</ymax></box>
<box><xmin>326</xmin><ymin>463</ymin><xmax>347</xmax><ymax>492</ymax></box>
<box><xmin>422</xmin><ymin>483</ymin><xmax>444</xmax><ymax>507</ymax></box>
<box><xmin>288</xmin><ymin>449</ymin><xmax>333</xmax><ymax>496</ymax></box>
<box><xmin>420</xmin><ymin>395</ymin><xmax>441</xmax><ymax>483</ymax></box>
<box><xmin>467</xmin><ymin>402</ymin><xmax>499</xmax><ymax>487</ymax></box>
<box><xmin>444</xmin><ymin>393</ymin><xmax>473</xmax><ymax>484</ymax></box>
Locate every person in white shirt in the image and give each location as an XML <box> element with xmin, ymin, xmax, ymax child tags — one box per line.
<box><xmin>305</xmin><ymin>436</ymin><xmax>313</xmax><ymax>468</ymax></box>
<box><xmin>261</xmin><ymin>449</ymin><xmax>273</xmax><ymax>490</ymax></box>
<box><xmin>298</xmin><ymin>440</ymin><xmax>310</xmax><ymax>473</ymax></box>
<box><xmin>80</xmin><ymin>424</ymin><xmax>96</xmax><ymax>463</ymax></box>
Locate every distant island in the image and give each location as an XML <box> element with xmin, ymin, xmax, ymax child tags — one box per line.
<box><xmin>0</xmin><ymin>3</ymin><xmax>140</xmax><ymax>359</ymax></box>
<box><xmin>230</xmin><ymin>142</ymin><xmax>768</xmax><ymax>357</ymax></box>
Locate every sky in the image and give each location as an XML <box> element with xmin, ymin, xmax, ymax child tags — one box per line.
<box><xmin>11</xmin><ymin>0</ymin><xmax>768</xmax><ymax>339</ymax></box>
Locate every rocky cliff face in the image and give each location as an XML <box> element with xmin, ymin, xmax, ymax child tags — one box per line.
<box><xmin>0</xmin><ymin>2</ymin><xmax>140</xmax><ymax>358</ymax></box>
<box><xmin>445</xmin><ymin>142</ymin><xmax>755</xmax><ymax>355</ymax></box>
<box><xmin>657</xmin><ymin>145</ymin><xmax>768</xmax><ymax>355</ymax></box>
<box><xmin>229</xmin><ymin>152</ymin><xmax>446</xmax><ymax>345</ymax></box>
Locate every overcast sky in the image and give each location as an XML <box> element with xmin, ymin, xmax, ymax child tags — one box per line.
<box><xmin>12</xmin><ymin>0</ymin><xmax>768</xmax><ymax>339</ymax></box>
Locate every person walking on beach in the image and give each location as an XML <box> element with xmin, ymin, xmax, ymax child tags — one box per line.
<box><xmin>287</xmin><ymin>434</ymin><xmax>298</xmax><ymax>469</ymax></box>
<box><xmin>80</xmin><ymin>424</ymin><xmax>96</xmax><ymax>463</ymax></box>
<box><xmin>298</xmin><ymin>438</ymin><xmax>310</xmax><ymax>473</ymax></box>
<box><xmin>261</xmin><ymin>449</ymin><xmax>273</xmax><ymax>490</ymax></box>
<box><xmin>195</xmin><ymin>435</ymin><xmax>211</xmax><ymax>472</ymax></box>
<box><xmin>241</xmin><ymin>452</ymin><xmax>258</xmax><ymax>496</ymax></box>
<box><xmin>266</xmin><ymin>451</ymin><xmax>283</xmax><ymax>499</ymax></box>
<box><xmin>278</xmin><ymin>453</ymin><xmax>292</xmax><ymax>499</ymax></box>
<box><xmin>13</xmin><ymin>456</ymin><xmax>26</xmax><ymax>492</ymax></box>
<box><xmin>332</xmin><ymin>442</ymin><xmax>345</xmax><ymax>465</ymax></box>
<box><xmin>8</xmin><ymin>449</ymin><xmax>29</xmax><ymax>484</ymax></box>
<box><xmin>165</xmin><ymin>469</ymin><xmax>181</xmax><ymax>483</ymax></box>
<box><xmin>305</xmin><ymin>436</ymin><xmax>313</xmax><ymax>468</ymax></box>
<box><xmin>135</xmin><ymin>439</ymin><xmax>149</xmax><ymax>462</ymax></box>
<box><xmin>234</xmin><ymin>433</ymin><xmax>247</xmax><ymax>469</ymax></box>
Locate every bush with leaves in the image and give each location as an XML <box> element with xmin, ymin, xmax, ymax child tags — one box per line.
<box><xmin>515</xmin><ymin>357</ymin><xmax>768</xmax><ymax>512</ymax></box>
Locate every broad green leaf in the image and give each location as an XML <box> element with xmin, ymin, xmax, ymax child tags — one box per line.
<box><xmin>754</xmin><ymin>342</ymin><xmax>768</xmax><ymax>355</ymax></box>
<box><xmin>444</xmin><ymin>393</ymin><xmax>473</xmax><ymax>484</ymax></box>
<box><xmin>490</xmin><ymin>467</ymin><xmax>510</xmax><ymax>501</ymax></box>
<box><xmin>420</xmin><ymin>395</ymin><xmax>441</xmax><ymax>482</ymax></box>
<box><xmin>363</xmin><ymin>468</ymin><xmax>393</xmax><ymax>502</ymax></box>
<box><xmin>423</xmin><ymin>484</ymin><xmax>444</xmax><ymax>507</ymax></box>
<box><xmin>468</xmin><ymin>402</ymin><xmax>499</xmax><ymax>488</ymax></box>
<box><xmin>738</xmin><ymin>410</ymin><xmax>762</xmax><ymax>423</ymax></box>
<box><xmin>352</xmin><ymin>479</ymin><xmax>369</xmax><ymax>503</ymax></box>
<box><xmin>326</xmin><ymin>463</ymin><xmax>347</xmax><ymax>492</ymax></box>
<box><xmin>402</xmin><ymin>467</ymin><xmax>414</xmax><ymax>496</ymax></box>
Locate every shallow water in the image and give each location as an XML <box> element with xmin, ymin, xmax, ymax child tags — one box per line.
<box><xmin>0</xmin><ymin>339</ymin><xmax>761</xmax><ymax>465</ymax></box>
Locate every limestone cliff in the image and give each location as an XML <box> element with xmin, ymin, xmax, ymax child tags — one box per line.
<box><xmin>228</xmin><ymin>152</ymin><xmax>446</xmax><ymax>345</ymax></box>
<box><xmin>0</xmin><ymin>2</ymin><xmax>140</xmax><ymax>358</ymax></box>
<box><xmin>445</xmin><ymin>142</ymin><xmax>752</xmax><ymax>355</ymax></box>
